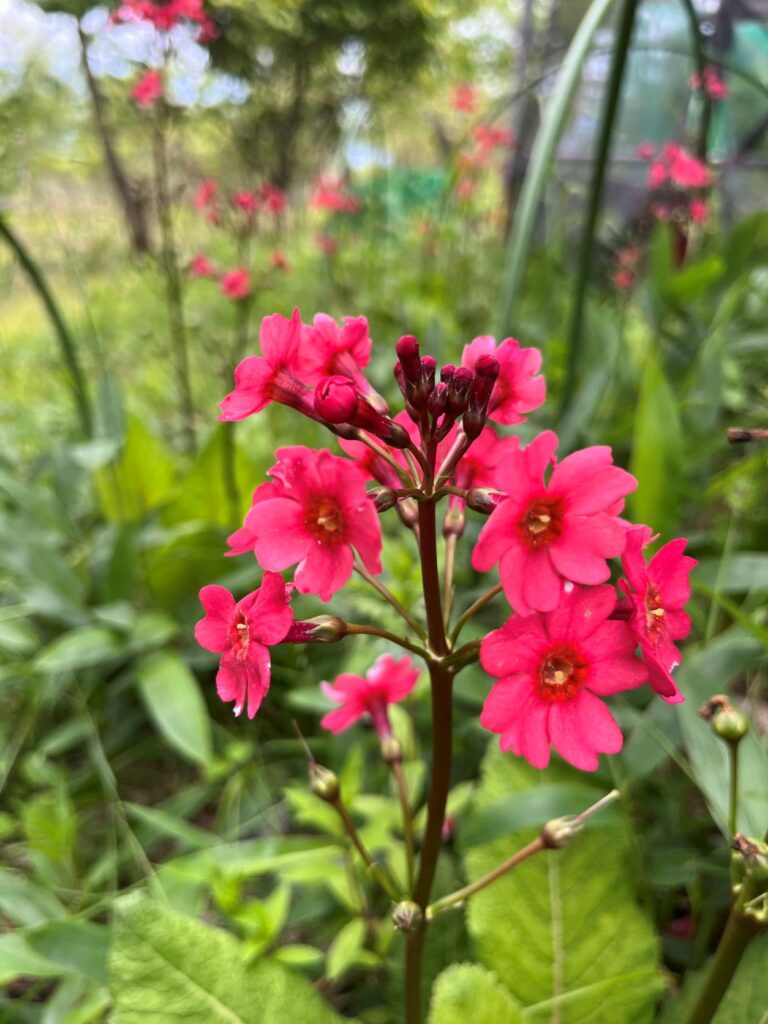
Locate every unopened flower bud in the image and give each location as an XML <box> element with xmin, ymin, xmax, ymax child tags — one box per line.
<box><xmin>440</xmin><ymin>364</ymin><xmax>455</xmax><ymax>385</ymax></box>
<box><xmin>308</xmin><ymin>762</ymin><xmax>340</xmax><ymax>802</ymax></box>
<box><xmin>380</xmin><ymin>735</ymin><xmax>402</xmax><ymax>764</ymax></box>
<box><xmin>285</xmin><ymin>615</ymin><xmax>348</xmax><ymax>643</ymax></box>
<box><xmin>428</xmin><ymin>382</ymin><xmax>448</xmax><ymax>419</ymax></box>
<box><xmin>397</xmin><ymin>497</ymin><xmax>420</xmax><ymax>529</ymax></box>
<box><xmin>371</xmin><ymin>486</ymin><xmax>399</xmax><ymax>512</ymax></box>
<box><xmin>392</xmin><ymin>900</ymin><xmax>423</xmax><ymax>932</ymax></box>
<box><xmin>466</xmin><ymin>487</ymin><xmax>502</xmax><ymax>514</ymax></box>
<box><xmin>314</xmin><ymin>375</ymin><xmax>358</xmax><ymax>423</ymax></box>
<box><xmin>698</xmin><ymin>695</ymin><xmax>750</xmax><ymax>743</ymax></box>
<box><xmin>421</xmin><ymin>356</ymin><xmax>437</xmax><ymax>391</ymax></box>
<box><xmin>445</xmin><ymin>366</ymin><xmax>473</xmax><ymax>417</ymax></box>
<box><xmin>541</xmin><ymin>815</ymin><xmax>584</xmax><ymax>849</ymax></box>
<box><xmin>471</xmin><ymin>354</ymin><xmax>500</xmax><ymax>409</ymax></box>
<box><xmin>395</xmin><ymin>335</ymin><xmax>422</xmax><ymax>388</ymax></box>
<box><xmin>442</xmin><ymin>502</ymin><xmax>466</xmax><ymax>538</ymax></box>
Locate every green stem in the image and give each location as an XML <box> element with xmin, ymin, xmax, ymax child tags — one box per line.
<box><xmin>346</xmin><ymin>622</ymin><xmax>428</xmax><ymax>659</ymax></box>
<box><xmin>678</xmin><ymin>0</ymin><xmax>711</xmax><ymax>161</ymax></box>
<box><xmin>561</xmin><ymin>0</ymin><xmax>639</xmax><ymax>416</ymax></box>
<box><xmin>389</xmin><ymin>757</ymin><xmax>415</xmax><ymax>891</ymax></box>
<box><xmin>152</xmin><ymin>108</ymin><xmax>196</xmax><ymax>453</ymax></box>
<box><xmin>683</xmin><ymin>879</ymin><xmax>764</xmax><ymax>1024</ymax></box>
<box><xmin>331</xmin><ymin>796</ymin><xmax>400</xmax><ymax>901</ymax></box>
<box><xmin>353</xmin><ymin>560</ymin><xmax>426</xmax><ymax>640</ymax></box>
<box><xmin>450</xmin><ymin>583</ymin><xmax>503</xmax><ymax>645</ymax></box>
<box><xmin>728</xmin><ymin>741</ymin><xmax>739</xmax><ymax>839</ymax></box>
<box><xmin>0</xmin><ymin>213</ymin><xmax>93</xmax><ymax>436</ymax></box>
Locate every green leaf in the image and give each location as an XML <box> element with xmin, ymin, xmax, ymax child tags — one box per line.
<box><xmin>0</xmin><ymin>932</ymin><xmax>64</xmax><ymax>984</ymax></box>
<box><xmin>109</xmin><ymin>894</ymin><xmax>345</xmax><ymax>1023</ymax></box>
<box><xmin>695</xmin><ymin>553</ymin><xmax>768</xmax><ymax>593</ymax></box>
<box><xmin>461</xmin><ymin>745</ymin><xmax>662</xmax><ymax>1023</ymax></box>
<box><xmin>94</xmin><ymin>416</ymin><xmax>175</xmax><ymax>522</ymax></box>
<box><xmin>461</xmin><ymin>782</ymin><xmax>605</xmax><ymax>848</ymax></box>
<box><xmin>674</xmin><ymin>629</ymin><xmax>768</xmax><ymax>837</ymax></box>
<box><xmin>496</xmin><ymin>0</ymin><xmax>616</xmax><ymax>332</ymax></box>
<box><xmin>136</xmin><ymin>651</ymin><xmax>213</xmax><ymax>766</ymax></box>
<box><xmin>428</xmin><ymin>963</ymin><xmax>524</xmax><ymax>1023</ymax></box>
<box><xmin>0</xmin><ymin>869</ymin><xmax>67</xmax><ymax>926</ymax></box>
<box><xmin>26</xmin><ymin>921</ymin><xmax>109</xmax><ymax>983</ymax></box>
<box><xmin>271</xmin><ymin>945</ymin><xmax>323</xmax><ymax>969</ymax></box>
<box><xmin>326</xmin><ymin>918</ymin><xmax>366</xmax><ymax>981</ymax></box>
<box><xmin>629</xmin><ymin>352</ymin><xmax>683</xmax><ymax>535</ymax></box>
<box><xmin>35</xmin><ymin>626</ymin><xmax>122</xmax><ymax>673</ymax></box>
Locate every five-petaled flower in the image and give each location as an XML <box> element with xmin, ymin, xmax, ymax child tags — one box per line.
<box><xmin>461</xmin><ymin>335</ymin><xmax>545</xmax><ymax>426</ymax></box>
<box><xmin>320</xmin><ymin>655</ymin><xmax>420</xmax><ymax>737</ymax></box>
<box><xmin>480</xmin><ymin>585</ymin><xmax>647</xmax><ymax>771</ymax></box>
<box><xmin>195</xmin><ymin>573</ymin><xmax>293</xmax><ymax>719</ymax></box>
<box><xmin>227</xmin><ymin>446</ymin><xmax>382</xmax><ymax>601</ymax></box>
<box><xmin>472</xmin><ymin>430</ymin><xmax>636</xmax><ymax>616</ymax></box>
<box><xmin>619</xmin><ymin>526</ymin><xmax>697</xmax><ymax>704</ymax></box>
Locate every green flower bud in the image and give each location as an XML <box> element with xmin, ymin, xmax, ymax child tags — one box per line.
<box><xmin>698</xmin><ymin>695</ymin><xmax>749</xmax><ymax>743</ymax></box>
<box><xmin>308</xmin><ymin>762</ymin><xmax>339</xmax><ymax>802</ymax></box>
<box><xmin>392</xmin><ymin>900</ymin><xmax>423</xmax><ymax>933</ymax></box>
<box><xmin>541</xmin><ymin>815</ymin><xmax>584</xmax><ymax>849</ymax></box>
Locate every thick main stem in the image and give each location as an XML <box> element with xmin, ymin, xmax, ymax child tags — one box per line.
<box><xmin>404</xmin><ymin>448</ymin><xmax>453</xmax><ymax>1024</ymax></box>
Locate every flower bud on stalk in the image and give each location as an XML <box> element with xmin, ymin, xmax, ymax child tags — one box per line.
<box><xmin>285</xmin><ymin>616</ymin><xmax>348</xmax><ymax>643</ymax></box>
<box><xmin>428</xmin><ymin>382</ymin><xmax>447</xmax><ymax>420</ymax></box>
<box><xmin>463</xmin><ymin>355</ymin><xmax>499</xmax><ymax>439</ymax></box>
<box><xmin>392</xmin><ymin>900</ymin><xmax>424</xmax><ymax>933</ymax></box>
<box><xmin>443</xmin><ymin>502</ymin><xmax>465</xmax><ymax>539</ymax></box>
<box><xmin>395</xmin><ymin>335</ymin><xmax>422</xmax><ymax>395</ymax></box>
<box><xmin>315</xmin><ymin>376</ymin><xmax>411</xmax><ymax>448</ymax></box>
<box><xmin>445</xmin><ymin>366</ymin><xmax>473</xmax><ymax>418</ymax></box>
<box><xmin>371</xmin><ymin>486</ymin><xmax>399</xmax><ymax>513</ymax></box>
<box><xmin>732</xmin><ymin>834</ymin><xmax>768</xmax><ymax>882</ymax></box>
<box><xmin>308</xmin><ymin>762</ymin><xmax>340</xmax><ymax>801</ymax></box>
<box><xmin>466</xmin><ymin>488</ymin><xmax>503</xmax><ymax>515</ymax></box>
<box><xmin>698</xmin><ymin>695</ymin><xmax>750</xmax><ymax>743</ymax></box>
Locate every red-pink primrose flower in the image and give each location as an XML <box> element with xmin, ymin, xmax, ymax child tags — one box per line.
<box><xmin>619</xmin><ymin>526</ymin><xmax>697</xmax><ymax>703</ymax></box>
<box><xmin>320</xmin><ymin>654</ymin><xmax>420</xmax><ymax>737</ymax></box>
<box><xmin>195</xmin><ymin>572</ymin><xmax>293</xmax><ymax>719</ymax></box>
<box><xmin>472</xmin><ymin>430</ymin><xmax>636</xmax><ymax>615</ymax></box>
<box><xmin>227</xmin><ymin>446</ymin><xmax>382</xmax><ymax>601</ymax></box>
<box><xmin>480</xmin><ymin>585</ymin><xmax>647</xmax><ymax>771</ymax></box>
<box><xmin>461</xmin><ymin>335</ymin><xmax>545</xmax><ymax>426</ymax></box>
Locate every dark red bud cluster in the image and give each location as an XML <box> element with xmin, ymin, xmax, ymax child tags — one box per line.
<box><xmin>314</xmin><ymin>376</ymin><xmax>410</xmax><ymax>448</ymax></box>
<box><xmin>394</xmin><ymin>336</ymin><xmax>499</xmax><ymax>444</ymax></box>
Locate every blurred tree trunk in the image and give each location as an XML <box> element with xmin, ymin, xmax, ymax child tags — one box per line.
<box><xmin>274</xmin><ymin>59</ymin><xmax>309</xmax><ymax>190</ymax></box>
<box><xmin>503</xmin><ymin>0</ymin><xmax>540</xmax><ymax>237</ymax></box>
<box><xmin>78</xmin><ymin>26</ymin><xmax>152</xmax><ymax>254</ymax></box>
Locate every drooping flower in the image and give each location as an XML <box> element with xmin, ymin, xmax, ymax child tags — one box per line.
<box><xmin>472</xmin><ymin>430</ymin><xmax>636</xmax><ymax>616</ymax></box>
<box><xmin>131</xmin><ymin>69</ymin><xmax>163</xmax><ymax>108</ymax></box>
<box><xmin>320</xmin><ymin>654</ymin><xmax>420</xmax><ymax>736</ymax></box>
<box><xmin>619</xmin><ymin>526</ymin><xmax>697</xmax><ymax>703</ymax></box>
<box><xmin>226</xmin><ymin>447</ymin><xmax>382</xmax><ymax>600</ymax></box>
<box><xmin>220</xmin><ymin>268</ymin><xmax>251</xmax><ymax>300</ymax></box>
<box><xmin>451</xmin><ymin>83</ymin><xmax>478</xmax><ymax>113</ymax></box>
<box><xmin>189</xmin><ymin>253</ymin><xmax>214</xmax><ymax>277</ymax></box>
<box><xmin>461</xmin><ymin>335</ymin><xmax>545</xmax><ymax>426</ymax></box>
<box><xmin>480</xmin><ymin>585</ymin><xmax>647</xmax><ymax>771</ymax></box>
<box><xmin>194</xmin><ymin>573</ymin><xmax>293</xmax><ymax>719</ymax></box>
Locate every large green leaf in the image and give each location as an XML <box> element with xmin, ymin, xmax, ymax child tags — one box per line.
<box><xmin>136</xmin><ymin>651</ymin><xmax>213</xmax><ymax>767</ymax></box>
<box><xmin>461</xmin><ymin>746</ymin><xmax>662</xmax><ymax>1023</ymax></box>
<box><xmin>35</xmin><ymin>625</ymin><xmax>123</xmax><ymax>673</ymax></box>
<box><xmin>629</xmin><ymin>352</ymin><xmax>683</xmax><ymax>536</ymax></box>
<box><xmin>428</xmin><ymin>963</ymin><xmax>524</xmax><ymax>1023</ymax></box>
<box><xmin>110</xmin><ymin>894</ymin><xmax>346</xmax><ymax>1024</ymax></box>
<box><xmin>94</xmin><ymin>416</ymin><xmax>176</xmax><ymax>522</ymax></box>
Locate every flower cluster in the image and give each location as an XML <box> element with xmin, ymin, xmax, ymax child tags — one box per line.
<box><xmin>188</xmin><ymin>178</ymin><xmax>289</xmax><ymax>299</ymax></box>
<box><xmin>197</xmin><ymin>309</ymin><xmax>695</xmax><ymax>771</ymax></box>
<box><xmin>689</xmin><ymin>66</ymin><xmax>729</xmax><ymax>102</ymax></box>
<box><xmin>639</xmin><ymin>142</ymin><xmax>712</xmax><ymax>226</ymax></box>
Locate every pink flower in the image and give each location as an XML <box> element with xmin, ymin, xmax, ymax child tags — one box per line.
<box><xmin>689</xmin><ymin>198</ymin><xmax>709</xmax><ymax>223</ymax></box>
<box><xmin>636</xmin><ymin>141</ymin><xmax>654</xmax><ymax>161</ymax></box>
<box><xmin>480</xmin><ymin>585</ymin><xmax>647</xmax><ymax>771</ymax></box>
<box><xmin>195</xmin><ymin>573</ymin><xmax>293</xmax><ymax>719</ymax></box>
<box><xmin>648</xmin><ymin>160</ymin><xmax>668</xmax><ymax>189</ymax></box>
<box><xmin>612</xmin><ymin>268</ymin><xmax>635</xmax><ymax>291</ymax></box>
<box><xmin>649</xmin><ymin>144</ymin><xmax>711</xmax><ymax>191</ymax></box>
<box><xmin>226</xmin><ymin>446</ymin><xmax>382</xmax><ymax>601</ymax></box>
<box><xmin>220</xmin><ymin>268</ymin><xmax>251</xmax><ymax>300</ymax></box>
<box><xmin>461</xmin><ymin>335</ymin><xmax>545</xmax><ymax>426</ymax></box>
<box><xmin>320</xmin><ymin>654</ymin><xmax>420</xmax><ymax>735</ymax></box>
<box><xmin>311</xmin><ymin>177</ymin><xmax>360</xmax><ymax>214</ymax></box>
<box><xmin>189</xmin><ymin>253</ymin><xmax>214</xmax><ymax>277</ymax></box>
<box><xmin>194</xmin><ymin>178</ymin><xmax>217</xmax><ymax>209</ymax></box>
<box><xmin>451</xmin><ymin>84</ymin><xmax>478</xmax><ymax>113</ymax></box>
<box><xmin>260</xmin><ymin>184</ymin><xmax>286</xmax><ymax>215</ymax></box>
<box><xmin>131</xmin><ymin>70</ymin><xmax>163</xmax><ymax>108</ymax></box>
<box><xmin>300</xmin><ymin>313</ymin><xmax>372</xmax><ymax>393</ymax></box>
<box><xmin>472</xmin><ymin>430</ymin><xmax>636</xmax><ymax>616</ymax></box>
<box><xmin>340</xmin><ymin>410</ymin><xmax>416</xmax><ymax>488</ymax></box>
<box><xmin>619</xmin><ymin>526</ymin><xmax>697</xmax><ymax>703</ymax></box>
<box><xmin>233</xmin><ymin>190</ymin><xmax>259</xmax><ymax>214</ymax></box>
<box><xmin>219</xmin><ymin>309</ymin><xmax>316</xmax><ymax>421</ymax></box>
<box><xmin>473</xmin><ymin>124</ymin><xmax>514</xmax><ymax>151</ymax></box>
